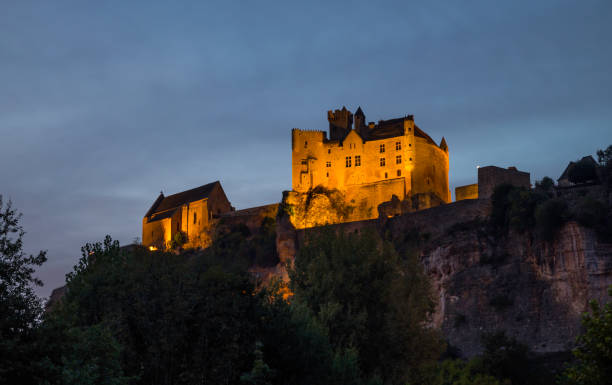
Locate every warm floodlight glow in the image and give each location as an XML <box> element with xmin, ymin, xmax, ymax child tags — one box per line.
<box><xmin>149</xmin><ymin>246</ymin><xmax>158</xmax><ymax>251</ymax></box>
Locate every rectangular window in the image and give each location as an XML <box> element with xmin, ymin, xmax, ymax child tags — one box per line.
<box><xmin>326</xmin><ymin>161</ymin><xmax>331</xmax><ymax>167</ymax></box>
<box><xmin>397</xmin><ymin>170</ymin><xmax>401</xmax><ymax>176</ymax></box>
<box><xmin>193</xmin><ymin>213</ymin><xmax>197</xmax><ymax>224</ymax></box>
<box><xmin>355</xmin><ymin>155</ymin><xmax>361</xmax><ymax>166</ymax></box>
<box><xmin>304</xmin><ymin>141</ymin><xmax>308</xmax><ymax>148</ymax></box>
<box><xmin>328</xmin><ymin>149</ymin><xmax>331</xmax><ymax>154</ymax></box>
<box><xmin>380</xmin><ymin>157</ymin><xmax>386</xmax><ymax>166</ymax></box>
<box><xmin>396</xmin><ymin>141</ymin><xmax>401</xmax><ymax>150</ymax></box>
<box><xmin>346</xmin><ymin>156</ymin><xmax>352</xmax><ymax>167</ymax></box>
<box><xmin>396</xmin><ymin>155</ymin><xmax>402</xmax><ymax>164</ymax></box>
<box><xmin>384</xmin><ymin>172</ymin><xmax>388</xmax><ymax>178</ymax></box>
<box><xmin>380</xmin><ymin>144</ymin><xmax>385</xmax><ymax>153</ymax></box>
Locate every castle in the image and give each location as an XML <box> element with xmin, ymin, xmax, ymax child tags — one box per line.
<box><xmin>289</xmin><ymin>107</ymin><xmax>450</xmax><ymax>224</ymax></box>
<box><xmin>142</xmin><ymin>106</ymin><xmax>531</xmax><ymax>247</ymax></box>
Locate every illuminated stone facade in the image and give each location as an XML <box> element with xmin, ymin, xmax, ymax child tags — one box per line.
<box><xmin>289</xmin><ymin>107</ymin><xmax>450</xmax><ymax>227</ymax></box>
<box><xmin>142</xmin><ymin>181</ymin><xmax>233</xmax><ymax>249</ymax></box>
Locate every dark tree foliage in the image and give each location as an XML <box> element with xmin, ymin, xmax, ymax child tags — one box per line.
<box><xmin>574</xmin><ymin>197</ymin><xmax>612</xmax><ymax>241</ymax></box>
<box><xmin>596</xmin><ymin>145</ymin><xmax>612</xmax><ymax>166</ymax></box>
<box><xmin>535</xmin><ymin>177</ymin><xmax>555</xmax><ymax>196</ymax></box>
<box><xmin>559</xmin><ymin>286</ymin><xmax>612</xmax><ymax>385</ymax></box>
<box><xmin>289</xmin><ymin>228</ymin><xmax>443</xmax><ymax>384</ymax></box>
<box><xmin>567</xmin><ymin>159</ymin><xmax>598</xmax><ymax>184</ymax></box>
<box><xmin>535</xmin><ymin>199</ymin><xmax>569</xmax><ymax>241</ymax></box>
<box><xmin>489</xmin><ymin>184</ymin><xmax>548</xmax><ymax>235</ymax></box>
<box><xmin>47</xmin><ymin>236</ymin><xmax>259</xmax><ymax>385</ymax></box>
<box><xmin>597</xmin><ymin>145</ymin><xmax>612</xmax><ymax>187</ymax></box>
<box><xmin>0</xmin><ymin>196</ymin><xmax>47</xmax><ymax>384</ymax></box>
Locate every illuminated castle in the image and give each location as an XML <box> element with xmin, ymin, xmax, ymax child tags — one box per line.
<box><xmin>290</xmin><ymin>106</ymin><xmax>450</xmax><ymax>222</ymax></box>
<box><xmin>143</xmin><ymin>107</ymin><xmax>452</xmax><ymax>248</ymax></box>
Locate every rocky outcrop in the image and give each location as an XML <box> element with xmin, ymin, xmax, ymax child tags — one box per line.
<box><xmin>422</xmin><ymin>220</ymin><xmax>612</xmax><ymax>357</ymax></box>
<box><xmin>276</xmin><ymin>197</ymin><xmax>612</xmax><ymax>358</ymax></box>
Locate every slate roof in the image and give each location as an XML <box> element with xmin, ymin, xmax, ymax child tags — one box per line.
<box><xmin>145</xmin><ymin>181</ymin><xmax>220</xmax><ymax>219</ymax></box>
<box><xmin>148</xmin><ymin>208</ymin><xmax>178</xmax><ymax>223</ymax></box>
<box><xmin>558</xmin><ymin>156</ymin><xmax>598</xmax><ymax>181</ymax></box>
<box><xmin>365</xmin><ymin>117</ymin><xmax>436</xmax><ymax>145</ymax></box>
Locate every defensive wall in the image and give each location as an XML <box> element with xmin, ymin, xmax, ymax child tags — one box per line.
<box><xmin>218</xmin><ymin>203</ymin><xmax>279</xmax><ymax>234</ymax></box>
<box><xmin>280</xmin><ymin>198</ymin><xmax>490</xmax><ymax>263</ymax></box>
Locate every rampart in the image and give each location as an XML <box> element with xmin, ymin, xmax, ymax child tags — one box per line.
<box><xmin>478</xmin><ymin>166</ymin><xmax>530</xmax><ymax>199</ymax></box>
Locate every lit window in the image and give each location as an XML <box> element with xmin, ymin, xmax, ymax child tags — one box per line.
<box><xmin>193</xmin><ymin>213</ymin><xmax>197</xmax><ymax>224</ymax></box>
<box><xmin>326</xmin><ymin>161</ymin><xmax>331</xmax><ymax>167</ymax></box>
<box><xmin>396</xmin><ymin>155</ymin><xmax>401</xmax><ymax>164</ymax></box>
<box><xmin>397</xmin><ymin>170</ymin><xmax>401</xmax><ymax>176</ymax></box>
<box><xmin>355</xmin><ymin>155</ymin><xmax>361</xmax><ymax>166</ymax></box>
<box><xmin>396</xmin><ymin>141</ymin><xmax>401</xmax><ymax>150</ymax></box>
<box><xmin>380</xmin><ymin>144</ymin><xmax>385</xmax><ymax>153</ymax></box>
<box><xmin>346</xmin><ymin>156</ymin><xmax>352</xmax><ymax>167</ymax></box>
<box><xmin>380</xmin><ymin>157</ymin><xmax>386</xmax><ymax>166</ymax></box>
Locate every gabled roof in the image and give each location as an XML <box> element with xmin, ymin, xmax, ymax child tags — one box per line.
<box><xmin>558</xmin><ymin>156</ymin><xmax>598</xmax><ymax>181</ymax></box>
<box><xmin>145</xmin><ymin>181</ymin><xmax>221</xmax><ymax>217</ymax></box>
<box><xmin>367</xmin><ymin>118</ymin><xmax>404</xmax><ymax>140</ymax></box>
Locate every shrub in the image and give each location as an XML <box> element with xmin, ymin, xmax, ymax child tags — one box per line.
<box><xmin>535</xmin><ymin>199</ymin><xmax>568</xmax><ymax>241</ymax></box>
<box><xmin>535</xmin><ymin>176</ymin><xmax>555</xmax><ymax>195</ymax></box>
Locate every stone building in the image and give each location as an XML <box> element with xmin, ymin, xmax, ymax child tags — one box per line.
<box><xmin>290</xmin><ymin>106</ymin><xmax>450</xmax><ymax>223</ymax></box>
<box><xmin>455</xmin><ymin>166</ymin><xmax>531</xmax><ymax>201</ymax></box>
<box><xmin>142</xmin><ymin>181</ymin><xmax>233</xmax><ymax>249</ymax></box>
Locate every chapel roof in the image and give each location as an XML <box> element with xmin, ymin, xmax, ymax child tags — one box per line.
<box><xmin>145</xmin><ymin>181</ymin><xmax>221</xmax><ymax>218</ymax></box>
<box><xmin>558</xmin><ymin>156</ymin><xmax>598</xmax><ymax>181</ymax></box>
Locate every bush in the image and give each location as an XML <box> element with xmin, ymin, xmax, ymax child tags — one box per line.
<box><xmin>489</xmin><ymin>184</ymin><xmax>548</xmax><ymax>235</ymax></box>
<box><xmin>573</xmin><ymin>197</ymin><xmax>612</xmax><ymax>241</ymax></box>
<box><xmin>559</xmin><ymin>286</ymin><xmax>612</xmax><ymax>385</ymax></box>
<box><xmin>535</xmin><ymin>199</ymin><xmax>568</xmax><ymax>241</ymax></box>
<box><xmin>535</xmin><ymin>177</ymin><xmax>555</xmax><ymax>195</ymax></box>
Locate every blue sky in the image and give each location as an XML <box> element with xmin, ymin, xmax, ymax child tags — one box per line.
<box><xmin>1</xmin><ymin>0</ymin><xmax>611</xmax><ymax>297</ymax></box>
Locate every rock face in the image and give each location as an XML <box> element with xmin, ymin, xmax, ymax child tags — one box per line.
<box><xmin>277</xmin><ymin>197</ymin><xmax>612</xmax><ymax>358</ymax></box>
<box><xmin>418</xmin><ymin>220</ymin><xmax>612</xmax><ymax>357</ymax></box>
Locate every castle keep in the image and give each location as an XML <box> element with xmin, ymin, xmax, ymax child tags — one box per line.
<box><xmin>289</xmin><ymin>107</ymin><xmax>450</xmax><ymax>226</ymax></box>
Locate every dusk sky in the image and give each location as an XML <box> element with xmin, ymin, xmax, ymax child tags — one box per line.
<box><xmin>1</xmin><ymin>0</ymin><xmax>611</xmax><ymax>297</ymax></box>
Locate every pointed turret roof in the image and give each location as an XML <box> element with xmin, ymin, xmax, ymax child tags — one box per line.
<box><xmin>355</xmin><ymin>106</ymin><xmax>364</xmax><ymax>116</ymax></box>
<box><xmin>439</xmin><ymin>137</ymin><xmax>448</xmax><ymax>152</ymax></box>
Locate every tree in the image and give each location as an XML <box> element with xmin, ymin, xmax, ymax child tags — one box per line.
<box><xmin>560</xmin><ymin>286</ymin><xmax>612</xmax><ymax>385</ymax></box>
<box><xmin>596</xmin><ymin>145</ymin><xmax>612</xmax><ymax>166</ymax></box>
<box><xmin>0</xmin><ymin>195</ymin><xmax>47</xmax><ymax>384</ymax></box>
<box><xmin>597</xmin><ymin>145</ymin><xmax>612</xmax><ymax>186</ymax></box>
<box><xmin>48</xmin><ymin>236</ymin><xmax>260</xmax><ymax>385</ymax></box>
<box><xmin>289</xmin><ymin>228</ymin><xmax>443</xmax><ymax>384</ymax></box>
<box><xmin>535</xmin><ymin>177</ymin><xmax>555</xmax><ymax>196</ymax></box>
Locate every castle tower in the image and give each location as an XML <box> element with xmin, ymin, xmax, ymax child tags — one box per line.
<box><xmin>328</xmin><ymin>106</ymin><xmax>353</xmax><ymax>141</ymax></box>
<box><xmin>354</xmin><ymin>106</ymin><xmax>367</xmax><ymax>139</ymax></box>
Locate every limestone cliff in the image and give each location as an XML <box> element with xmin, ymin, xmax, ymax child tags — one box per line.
<box><xmin>421</xmin><ymin>220</ymin><xmax>612</xmax><ymax>357</ymax></box>
<box><xmin>276</xmin><ymin>197</ymin><xmax>612</xmax><ymax>358</ymax></box>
